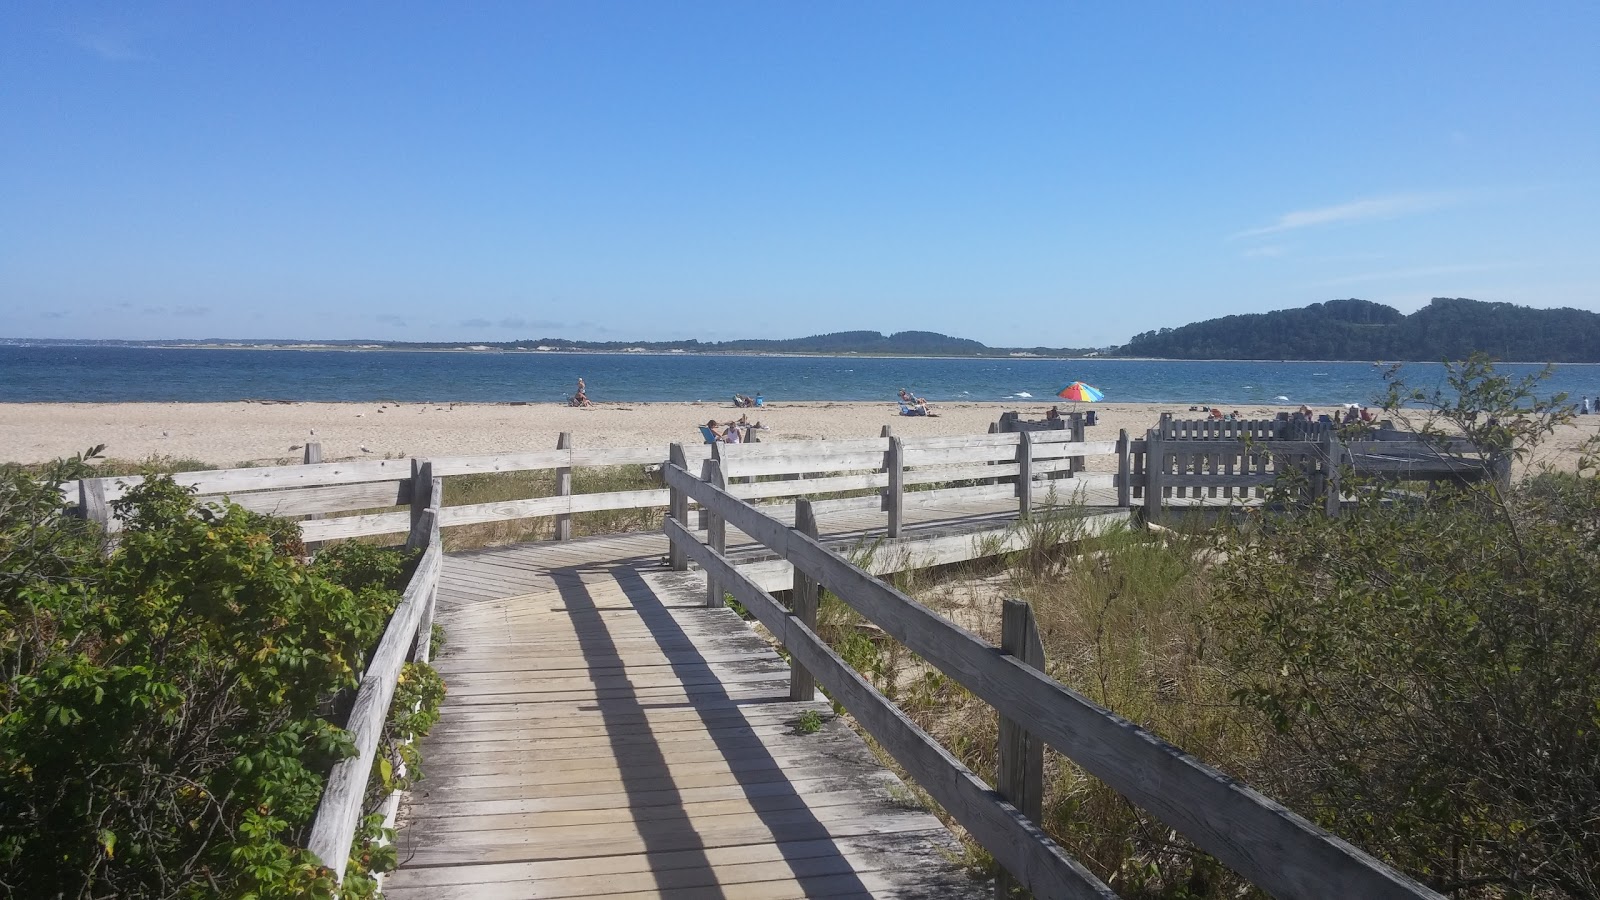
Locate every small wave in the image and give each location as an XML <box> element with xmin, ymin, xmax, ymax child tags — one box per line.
<box><xmin>1312</xmin><ymin>372</ymin><xmax>1329</xmax><ymax>376</ymax></box>
<box><xmin>1014</xmin><ymin>391</ymin><xmax>1033</xmax><ymax>398</ymax></box>
<box><xmin>1274</xmin><ymin>395</ymin><xmax>1290</xmax><ymax>402</ymax></box>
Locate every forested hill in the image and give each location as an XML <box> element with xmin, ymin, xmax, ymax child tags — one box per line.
<box><xmin>1118</xmin><ymin>298</ymin><xmax>1600</xmax><ymax>362</ymax></box>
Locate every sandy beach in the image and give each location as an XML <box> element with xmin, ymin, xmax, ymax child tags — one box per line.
<box><xmin>3</xmin><ymin>400</ymin><xmax>1595</xmax><ymax>476</ymax></box>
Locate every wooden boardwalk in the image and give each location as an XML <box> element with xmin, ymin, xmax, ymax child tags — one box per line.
<box><xmin>381</xmin><ymin>497</ymin><xmax>1045</xmax><ymax>898</ymax></box>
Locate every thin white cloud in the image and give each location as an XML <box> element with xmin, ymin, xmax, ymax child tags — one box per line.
<box><xmin>71</xmin><ymin>29</ymin><xmax>145</xmax><ymax>62</ymax></box>
<box><xmin>1242</xmin><ymin>245</ymin><xmax>1287</xmax><ymax>259</ymax></box>
<box><xmin>1233</xmin><ymin>192</ymin><xmax>1459</xmax><ymax>239</ymax></box>
<box><xmin>1307</xmin><ymin>263</ymin><xmax>1515</xmax><ymax>289</ymax></box>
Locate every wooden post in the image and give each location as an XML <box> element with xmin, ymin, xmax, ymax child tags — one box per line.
<box><xmin>80</xmin><ymin>478</ymin><xmax>111</xmax><ymax>530</ymax></box>
<box><xmin>1016</xmin><ymin>430</ymin><xmax>1034</xmax><ymax>520</ymax></box>
<box><xmin>1116</xmin><ymin>429</ymin><xmax>1131</xmax><ymax>507</ymax></box>
<box><xmin>554</xmin><ymin>432</ymin><xmax>573</xmax><ymax>541</ymax></box>
<box><xmin>409</xmin><ymin>459</ymin><xmax>433</xmax><ymax>536</ymax></box>
<box><xmin>702</xmin><ymin>458</ymin><xmax>726</xmax><ymax>608</ymax></box>
<box><xmin>880</xmin><ymin>424</ymin><xmax>893</xmax><ymax>438</ymax></box>
<box><xmin>301</xmin><ymin>442</ymin><xmax>325</xmax><ymax>552</ymax></box>
<box><xmin>996</xmin><ymin>598</ymin><xmax>1046</xmax><ymax>898</ymax></box>
<box><xmin>1145</xmin><ymin>428</ymin><xmax>1166</xmax><ymax>527</ymax></box>
<box><xmin>667</xmin><ymin>443</ymin><xmax>689</xmax><ymax>571</ymax></box>
<box><xmin>885</xmin><ymin>436</ymin><xmax>904</xmax><ymax>538</ymax></box>
<box><xmin>405</xmin><ymin>506</ymin><xmax>436</xmax><ymax>554</ymax></box>
<box><xmin>412</xmin><ymin>582</ymin><xmax>437</xmax><ymax>664</ymax></box>
<box><xmin>1070</xmin><ymin>412</ymin><xmax>1086</xmax><ymax>478</ymax></box>
<box><xmin>790</xmin><ymin>498</ymin><xmax>820</xmax><ymax>701</ymax></box>
<box><xmin>1322</xmin><ymin>431</ymin><xmax>1342</xmax><ymax>518</ymax></box>
<box><xmin>1490</xmin><ymin>452</ymin><xmax>1512</xmax><ymax>493</ymax></box>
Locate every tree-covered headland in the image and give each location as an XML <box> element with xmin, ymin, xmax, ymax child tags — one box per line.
<box><xmin>1121</xmin><ymin>297</ymin><xmax>1600</xmax><ymax>361</ymax></box>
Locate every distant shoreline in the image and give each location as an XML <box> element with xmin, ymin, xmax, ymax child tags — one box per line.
<box><xmin>5</xmin><ymin>341</ymin><xmax>1598</xmax><ymax>365</ymax></box>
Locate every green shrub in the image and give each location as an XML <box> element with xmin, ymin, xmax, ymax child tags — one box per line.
<box><xmin>0</xmin><ymin>459</ymin><xmax>425</xmax><ymax>898</ymax></box>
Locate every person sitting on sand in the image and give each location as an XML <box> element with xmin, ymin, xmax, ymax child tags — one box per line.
<box><xmin>1045</xmin><ymin>405</ymin><xmax>1061</xmax><ymax>421</ymax></box>
<box><xmin>722</xmin><ymin>424</ymin><xmax>742</xmax><ymax>443</ymax></box>
<box><xmin>736</xmin><ymin>413</ymin><xmax>750</xmax><ymax>426</ymax></box>
<box><xmin>1209</xmin><ymin>407</ymin><xmax>1224</xmax><ymax>420</ymax></box>
<box><xmin>898</xmin><ymin>388</ymin><xmax>929</xmax><ymax>410</ymax></box>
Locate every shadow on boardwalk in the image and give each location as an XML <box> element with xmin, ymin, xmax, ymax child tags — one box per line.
<box><xmin>384</xmin><ymin>536</ymin><xmax>986</xmax><ymax>898</ymax></box>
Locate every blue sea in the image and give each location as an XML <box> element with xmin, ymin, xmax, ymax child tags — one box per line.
<box><xmin>3</xmin><ymin>345</ymin><xmax>1598</xmax><ymax>407</ymax></box>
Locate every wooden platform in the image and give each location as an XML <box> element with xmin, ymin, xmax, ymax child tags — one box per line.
<box><xmin>385</xmin><ymin>520</ymin><xmax>1001</xmax><ymax>898</ymax></box>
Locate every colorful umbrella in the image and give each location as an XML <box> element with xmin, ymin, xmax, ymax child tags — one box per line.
<box><xmin>1057</xmin><ymin>381</ymin><xmax>1105</xmax><ymax>402</ymax></box>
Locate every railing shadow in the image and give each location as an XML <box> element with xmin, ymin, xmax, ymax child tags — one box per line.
<box><xmin>545</xmin><ymin>559</ymin><xmax>879</xmax><ymax>897</ymax></box>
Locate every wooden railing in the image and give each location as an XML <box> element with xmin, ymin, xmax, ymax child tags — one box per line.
<box><xmin>662</xmin><ymin>461</ymin><xmax>1443</xmax><ymax>900</ymax></box>
<box><xmin>304</xmin><ymin>482</ymin><xmax>444</xmax><ymax>881</ymax></box>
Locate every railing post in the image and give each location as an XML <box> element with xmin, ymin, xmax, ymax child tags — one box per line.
<box><xmin>302</xmin><ymin>442</ymin><xmax>325</xmax><ymax>552</ymax></box>
<box><xmin>1145</xmin><ymin>428</ymin><xmax>1166</xmax><ymax>527</ymax></box>
<box><xmin>1116</xmin><ymin>428</ymin><xmax>1131</xmax><ymax>508</ymax></box>
<box><xmin>885</xmin><ymin>435</ymin><xmax>904</xmax><ymax>539</ymax></box>
<box><xmin>880</xmin><ymin>424</ymin><xmax>893</xmax><ymax>438</ymax></box>
<box><xmin>409</xmin><ymin>459</ymin><xmax>433</xmax><ymax>537</ymax></box>
<box><xmin>1016</xmin><ymin>430</ymin><xmax>1033</xmax><ymax>520</ymax></box>
<box><xmin>1322</xmin><ymin>431</ymin><xmax>1342</xmax><ymax>518</ymax></box>
<box><xmin>405</xmin><ymin>500</ymin><xmax>435</xmax><ymax>554</ymax></box>
<box><xmin>554</xmin><ymin>432</ymin><xmax>573</xmax><ymax>541</ymax></box>
<box><xmin>1070</xmin><ymin>412</ymin><xmax>1086</xmax><ymax>477</ymax></box>
<box><xmin>996</xmin><ymin>598</ymin><xmax>1046</xmax><ymax>898</ymax></box>
<box><xmin>667</xmin><ymin>443</ymin><xmax>689</xmax><ymax>571</ymax></box>
<box><xmin>702</xmin><ymin>458</ymin><xmax>727</xmax><ymax>608</ymax></box>
<box><xmin>79</xmin><ymin>478</ymin><xmax>111</xmax><ymax>531</ymax></box>
<box><xmin>789</xmin><ymin>498</ymin><xmax>820</xmax><ymax>701</ymax></box>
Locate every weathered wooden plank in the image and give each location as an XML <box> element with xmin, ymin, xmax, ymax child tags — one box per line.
<box><xmin>899</xmin><ymin>432</ymin><xmax>1021</xmax><ymax>451</ymax></box>
<box><xmin>723</xmin><ymin>438</ymin><xmax>887</xmax><ymax>458</ymax></box>
<box><xmin>300</xmin><ymin>510</ymin><xmax>414</xmax><ymax>541</ymax></box>
<box><xmin>1029</xmin><ymin>439</ymin><xmax>1120</xmax><ymax>459</ymax></box>
<box><xmin>306</xmin><ymin>527</ymin><xmax>441</xmax><ymax>878</ymax></box>
<box><xmin>721</xmin><ymin>451</ymin><xmax>888</xmax><ymax>479</ymax></box>
<box><xmin>901</xmin><ymin>444</ymin><xmax>1016</xmax><ymax>467</ymax></box>
<box><xmin>436</xmin><ymin>489</ymin><xmax>669</xmax><ymax>527</ymax></box>
<box><xmin>206</xmin><ymin>479</ymin><xmax>411</xmax><ymax>517</ymax></box>
<box><xmin>901</xmin><ymin>462</ymin><xmax>1022</xmax><ymax>486</ymax></box>
<box><xmin>95</xmin><ymin>458</ymin><xmax>412</xmax><ymax>501</ymax></box>
<box><xmin>383</xmin><ymin>829</ymin><xmax>962</xmax><ymax>894</ymax></box>
<box><xmin>730</xmin><ymin>472</ymin><xmax>887</xmax><ymax>500</ymax></box>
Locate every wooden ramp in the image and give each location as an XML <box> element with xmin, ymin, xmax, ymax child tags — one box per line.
<box><xmin>385</xmin><ymin>532</ymin><xmax>990</xmax><ymax>899</ymax></box>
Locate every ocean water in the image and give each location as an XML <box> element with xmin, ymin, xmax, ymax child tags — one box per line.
<box><xmin>2</xmin><ymin>345</ymin><xmax>1598</xmax><ymax>407</ymax></box>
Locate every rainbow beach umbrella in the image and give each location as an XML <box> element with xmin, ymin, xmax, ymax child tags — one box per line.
<box><xmin>1057</xmin><ymin>381</ymin><xmax>1105</xmax><ymax>403</ymax></box>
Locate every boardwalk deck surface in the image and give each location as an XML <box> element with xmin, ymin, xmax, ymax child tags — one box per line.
<box><xmin>384</xmin><ymin>495</ymin><xmax>1043</xmax><ymax>898</ymax></box>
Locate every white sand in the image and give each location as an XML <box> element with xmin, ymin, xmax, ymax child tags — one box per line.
<box><xmin>2</xmin><ymin>401</ymin><xmax>1593</xmax><ymax>474</ymax></box>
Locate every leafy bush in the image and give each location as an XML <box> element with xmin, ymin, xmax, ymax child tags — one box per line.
<box><xmin>1216</xmin><ymin>360</ymin><xmax>1598</xmax><ymax>896</ymax></box>
<box><xmin>0</xmin><ymin>457</ymin><xmax>430</xmax><ymax>898</ymax></box>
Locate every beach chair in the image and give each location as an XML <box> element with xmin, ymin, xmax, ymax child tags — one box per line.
<box><xmin>699</xmin><ymin>425</ymin><xmax>720</xmax><ymax>444</ymax></box>
<box><xmin>898</xmin><ymin>402</ymin><xmax>927</xmax><ymax>417</ymax></box>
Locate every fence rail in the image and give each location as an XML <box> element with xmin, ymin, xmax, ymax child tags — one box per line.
<box><xmin>662</xmin><ymin>460</ymin><xmax>1443</xmax><ymax>900</ymax></box>
<box><xmin>304</xmin><ymin>488</ymin><xmax>443</xmax><ymax>880</ymax></box>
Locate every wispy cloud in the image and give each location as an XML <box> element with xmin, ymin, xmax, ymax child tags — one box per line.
<box><xmin>71</xmin><ymin>27</ymin><xmax>145</xmax><ymax>62</ymax></box>
<box><xmin>1307</xmin><ymin>263</ymin><xmax>1515</xmax><ymax>289</ymax></box>
<box><xmin>460</xmin><ymin>318</ymin><xmax>493</xmax><ymax>328</ymax></box>
<box><xmin>375</xmin><ymin>314</ymin><xmax>407</xmax><ymax>327</ymax></box>
<box><xmin>1242</xmin><ymin>245</ymin><xmax>1287</xmax><ymax>259</ymax></box>
<box><xmin>173</xmin><ymin>305</ymin><xmax>209</xmax><ymax>317</ymax></box>
<box><xmin>1233</xmin><ymin>192</ymin><xmax>1459</xmax><ymax>239</ymax></box>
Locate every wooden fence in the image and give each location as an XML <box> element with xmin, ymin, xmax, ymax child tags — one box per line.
<box><xmin>304</xmin><ymin>479</ymin><xmax>444</xmax><ymax>881</ymax></box>
<box><xmin>662</xmin><ymin>461</ymin><xmax>1443</xmax><ymax>900</ymax></box>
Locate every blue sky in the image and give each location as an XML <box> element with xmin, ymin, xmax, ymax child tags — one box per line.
<box><xmin>2</xmin><ymin>2</ymin><xmax>1596</xmax><ymax>348</ymax></box>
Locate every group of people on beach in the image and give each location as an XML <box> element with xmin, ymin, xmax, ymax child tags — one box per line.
<box><xmin>705</xmin><ymin>414</ymin><xmax>764</xmax><ymax>443</ymax></box>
